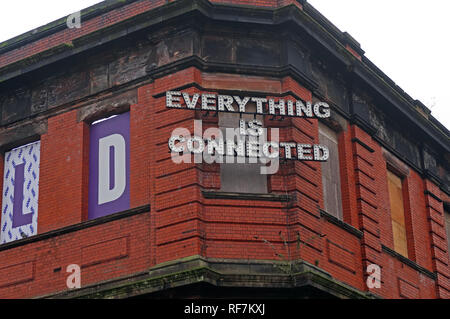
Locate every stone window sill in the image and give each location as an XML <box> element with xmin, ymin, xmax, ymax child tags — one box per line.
<box><xmin>0</xmin><ymin>204</ymin><xmax>150</xmax><ymax>252</ymax></box>
<box><xmin>202</xmin><ymin>190</ymin><xmax>291</xmax><ymax>202</ymax></box>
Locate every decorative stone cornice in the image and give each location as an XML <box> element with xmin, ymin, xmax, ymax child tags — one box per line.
<box><xmin>40</xmin><ymin>256</ymin><xmax>379</xmax><ymax>299</ymax></box>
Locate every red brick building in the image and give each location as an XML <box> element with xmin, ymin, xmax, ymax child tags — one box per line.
<box><xmin>0</xmin><ymin>0</ymin><xmax>448</xmax><ymax>299</ymax></box>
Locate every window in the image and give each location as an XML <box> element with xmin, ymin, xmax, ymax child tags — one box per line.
<box><xmin>88</xmin><ymin>112</ymin><xmax>130</xmax><ymax>220</ymax></box>
<box><xmin>386</xmin><ymin>170</ymin><xmax>408</xmax><ymax>257</ymax></box>
<box><xmin>318</xmin><ymin>122</ymin><xmax>343</xmax><ymax>220</ymax></box>
<box><xmin>219</xmin><ymin>103</ymin><xmax>267</xmax><ymax>193</ymax></box>
<box><xmin>1</xmin><ymin>141</ymin><xmax>41</xmax><ymax>244</ymax></box>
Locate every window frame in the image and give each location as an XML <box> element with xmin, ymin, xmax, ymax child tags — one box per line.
<box><xmin>318</xmin><ymin>121</ymin><xmax>344</xmax><ymax>221</ymax></box>
<box><xmin>218</xmin><ymin>103</ymin><xmax>268</xmax><ymax>194</ymax></box>
<box><xmin>385</xmin><ymin>165</ymin><xmax>411</xmax><ymax>258</ymax></box>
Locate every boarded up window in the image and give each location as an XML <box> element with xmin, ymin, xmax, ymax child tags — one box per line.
<box><xmin>88</xmin><ymin>112</ymin><xmax>130</xmax><ymax>220</ymax></box>
<box><xmin>1</xmin><ymin>141</ymin><xmax>41</xmax><ymax>244</ymax></box>
<box><xmin>319</xmin><ymin>123</ymin><xmax>343</xmax><ymax>220</ymax></box>
<box><xmin>387</xmin><ymin>170</ymin><xmax>408</xmax><ymax>258</ymax></box>
<box><xmin>219</xmin><ymin>104</ymin><xmax>267</xmax><ymax>193</ymax></box>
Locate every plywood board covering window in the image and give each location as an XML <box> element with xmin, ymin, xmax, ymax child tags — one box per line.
<box><xmin>318</xmin><ymin>123</ymin><xmax>343</xmax><ymax>220</ymax></box>
<box><xmin>219</xmin><ymin>103</ymin><xmax>267</xmax><ymax>193</ymax></box>
<box><xmin>387</xmin><ymin>170</ymin><xmax>408</xmax><ymax>258</ymax></box>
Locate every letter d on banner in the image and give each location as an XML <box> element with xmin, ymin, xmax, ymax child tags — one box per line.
<box><xmin>98</xmin><ymin>134</ymin><xmax>126</xmax><ymax>205</ymax></box>
<box><xmin>88</xmin><ymin>113</ymin><xmax>130</xmax><ymax>220</ymax></box>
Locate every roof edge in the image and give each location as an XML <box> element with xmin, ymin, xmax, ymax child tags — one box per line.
<box><xmin>0</xmin><ymin>0</ymin><xmax>139</xmax><ymax>54</ymax></box>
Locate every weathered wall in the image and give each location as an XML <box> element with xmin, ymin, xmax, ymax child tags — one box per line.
<box><xmin>0</xmin><ymin>0</ymin><xmax>448</xmax><ymax>299</ymax></box>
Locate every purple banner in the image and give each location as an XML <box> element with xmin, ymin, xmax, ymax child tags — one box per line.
<box><xmin>88</xmin><ymin>113</ymin><xmax>130</xmax><ymax>220</ymax></box>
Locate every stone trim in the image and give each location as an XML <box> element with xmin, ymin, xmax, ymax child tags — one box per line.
<box><xmin>351</xmin><ymin>137</ymin><xmax>375</xmax><ymax>153</ymax></box>
<box><xmin>424</xmin><ymin>190</ymin><xmax>443</xmax><ymax>203</ymax></box>
<box><xmin>202</xmin><ymin>190</ymin><xmax>291</xmax><ymax>202</ymax></box>
<box><xmin>0</xmin><ymin>204</ymin><xmax>150</xmax><ymax>252</ymax></box>
<box><xmin>41</xmin><ymin>256</ymin><xmax>379</xmax><ymax>299</ymax></box>
<box><xmin>319</xmin><ymin>209</ymin><xmax>363</xmax><ymax>239</ymax></box>
<box><xmin>381</xmin><ymin>245</ymin><xmax>436</xmax><ymax>280</ymax></box>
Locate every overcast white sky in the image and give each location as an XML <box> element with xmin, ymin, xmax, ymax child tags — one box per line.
<box><xmin>0</xmin><ymin>0</ymin><xmax>448</xmax><ymax>130</ymax></box>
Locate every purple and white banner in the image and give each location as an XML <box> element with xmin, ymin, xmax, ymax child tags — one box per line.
<box><xmin>88</xmin><ymin>112</ymin><xmax>130</xmax><ymax>220</ymax></box>
<box><xmin>1</xmin><ymin>141</ymin><xmax>40</xmax><ymax>244</ymax></box>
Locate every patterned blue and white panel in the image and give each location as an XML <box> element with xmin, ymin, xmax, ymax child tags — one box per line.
<box><xmin>1</xmin><ymin>141</ymin><xmax>40</xmax><ymax>244</ymax></box>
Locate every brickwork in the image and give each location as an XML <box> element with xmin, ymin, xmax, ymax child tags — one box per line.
<box><xmin>0</xmin><ymin>0</ymin><xmax>448</xmax><ymax>299</ymax></box>
<box><xmin>0</xmin><ymin>212</ymin><xmax>151</xmax><ymax>298</ymax></box>
<box><xmin>39</xmin><ymin>111</ymin><xmax>89</xmax><ymax>233</ymax></box>
<box><xmin>424</xmin><ymin>181</ymin><xmax>450</xmax><ymax>298</ymax></box>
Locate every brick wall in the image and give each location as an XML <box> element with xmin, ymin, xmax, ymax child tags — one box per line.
<box><xmin>0</xmin><ymin>212</ymin><xmax>151</xmax><ymax>298</ymax></box>
<box><xmin>0</xmin><ymin>63</ymin><xmax>448</xmax><ymax>298</ymax></box>
<box><xmin>39</xmin><ymin>111</ymin><xmax>88</xmax><ymax>233</ymax></box>
<box><xmin>0</xmin><ymin>0</ymin><xmax>448</xmax><ymax>299</ymax></box>
<box><xmin>143</xmin><ymin>68</ymin><xmax>447</xmax><ymax>297</ymax></box>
